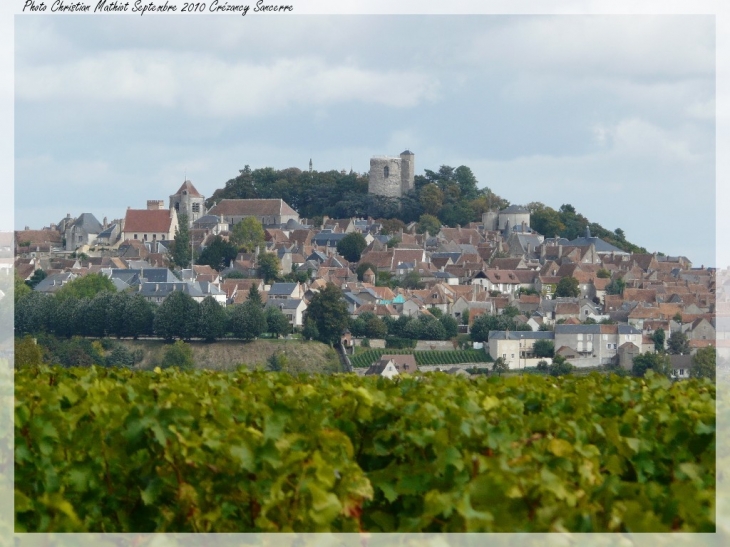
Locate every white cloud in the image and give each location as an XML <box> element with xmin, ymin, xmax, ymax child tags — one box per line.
<box><xmin>17</xmin><ymin>52</ymin><xmax>440</xmax><ymax>117</ymax></box>
<box><xmin>469</xmin><ymin>16</ymin><xmax>714</xmax><ymax>80</ymax></box>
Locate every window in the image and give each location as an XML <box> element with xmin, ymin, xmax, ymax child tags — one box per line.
<box><xmin>174</xmin><ymin>203</ymin><xmax>179</xmax><ymax>211</ymax></box>
<box><xmin>192</xmin><ymin>203</ymin><xmax>200</xmax><ymax>213</ymax></box>
<box><xmin>144</xmin><ymin>234</ymin><xmax>148</xmax><ymax>241</ymax></box>
<box><xmin>152</xmin><ymin>234</ymin><xmax>157</xmax><ymax>240</ymax></box>
<box><xmin>603</xmin><ymin>334</ymin><xmax>607</xmax><ymax>340</ymax></box>
<box><xmin>511</xmin><ymin>354</ymin><xmax>515</xmax><ymax>358</ymax></box>
<box><xmin>503</xmin><ymin>354</ymin><xmax>506</xmax><ymax>359</ymax></box>
<box><xmin>134</xmin><ymin>234</ymin><xmax>138</xmax><ymax>239</ymax></box>
<box><xmin>680</xmin><ymin>369</ymin><xmax>685</xmax><ymax>376</ymax></box>
<box><xmin>607</xmin><ymin>344</ymin><xmax>611</xmax><ymax>349</ymax></box>
<box><xmin>384</xmin><ymin>166</ymin><xmax>389</xmax><ymax>178</ymax></box>
<box><xmin>587</xmin><ymin>334</ymin><xmax>593</xmax><ymax>341</ymax></box>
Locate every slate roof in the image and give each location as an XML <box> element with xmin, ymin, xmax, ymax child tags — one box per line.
<box><xmin>139</xmin><ymin>282</ymin><xmax>205</xmax><ymax>299</ymax></box>
<box><xmin>208</xmin><ymin>199</ymin><xmax>298</xmax><ymax>217</ymax></box>
<box><xmin>501</xmin><ymin>205</ymin><xmax>530</xmax><ymax>214</ymax></box>
<box><xmin>268</xmin><ymin>282</ymin><xmax>299</xmax><ymax>296</ymax></box>
<box><xmin>71</xmin><ymin>213</ymin><xmax>103</xmax><ymax>233</ymax></box>
<box><xmin>488</xmin><ymin>331</ymin><xmax>555</xmax><ymax>340</ymax></box>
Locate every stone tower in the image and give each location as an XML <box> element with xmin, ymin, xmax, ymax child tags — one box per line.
<box><xmin>169</xmin><ymin>180</ymin><xmax>206</xmax><ymax>225</ymax></box>
<box><xmin>368</xmin><ymin>150</ymin><xmax>415</xmax><ymax>198</ymax></box>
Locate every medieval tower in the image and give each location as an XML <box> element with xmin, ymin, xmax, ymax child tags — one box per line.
<box><xmin>368</xmin><ymin>150</ymin><xmax>415</xmax><ymax>198</ymax></box>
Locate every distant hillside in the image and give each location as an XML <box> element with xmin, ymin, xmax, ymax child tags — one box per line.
<box><xmin>207</xmin><ymin>164</ymin><xmax>649</xmax><ymax>254</ymax></box>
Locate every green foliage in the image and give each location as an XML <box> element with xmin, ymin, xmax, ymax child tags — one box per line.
<box><xmin>606</xmin><ymin>277</ymin><xmax>626</xmax><ymax>296</ymax></box>
<box><xmin>301</xmin><ymin>318</ymin><xmax>319</xmax><ymax>341</ymax></box>
<box><xmin>15</xmin><ymin>273</ymin><xmax>32</xmax><ymax>303</ymax></box>
<box><xmin>304</xmin><ymin>283</ymin><xmax>350</xmax><ymax>346</ymax></box>
<box><xmin>419</xmin><ymin>184</ymin><xmax>444</xmax><ymax>215</ymax></box>
<box><xmin>439</xmin><ymin>315</ymin><xmax>458</xmax><ymax>339</ymax></box>
<box><xmin>230</xmin><ymin>216</ymin><xmax>265</xmax><ymax>252</ymax></box>
<box><xmin>356</xmin><ymin>262</ymin><xmax>377</xmax><ymax>282</ymax></box>
<box><xmin>690</xmin><ymin>346</ymin><xmax>715</xmax><ymax>381</ymax></box>
<box><xmin>377</xmin><ymin>218</ymin><xmax>406</xmax><ymax>235</ymax></box>
<box><xmin>652</xmin><ymin>328</ymin><xmax>666</xmax><ymax>352</ymax></box>
<box><xmin>384</xmin><ymin>336</ymin><xmax>417</xmax><ymax>349</ymax></box>
<box><xmin>492</xmin><ymin>357</ymin><xmax>508</xmax><ymax>376</ymax></box>
<box><xmin>25</xmin><ymin>269</ymin><xmax>47</xmax><ymax>289</ymax></box>
<box><xmin>469</xmin><ymin>313</ymin><xmax>531</xmax><ymax>343</ymax></box>
<box><xmin>15</xmin><ymin>335</ymin><xmax>43</xmax><ymax>368</ymax></box>
<box><xmin>350</xmin><ymin>349</ymin><xmax>490</xmax><ymax>368</ymax></box>
<box><xmin>14</xmin><ymin>369</ymin><xmax>716</xmax><ymax>532</ymax></box>
<box><xmin>55</xmin><ymin>273</ymin><xmax>115</xmax><ymax>301</ymax></box>
<box><xmin>415</xmin><ymin>214</ymin><xmax>441</xmax><ymax>236</ymax></box>
<box><xmin>197</xmin><ymin>296</ymin><xmax>227</xmax><ymax>342</ymax></box>
<box><xmin>401</xmin><ymin>271</ymin><xmax>423</xmax><ymax>290</ymax></box>
<box><xmin>668</xmin><ymin>331</ymin><xmax>691</xmax><ymax>355</ymax></box>
<box><xmin>632</xmin><ymin>352</ymin><xmax>672</xmax><ymax>378</ymax></box>
<box><xmin>555</xmin><ymin>277</ymin><xmax>580</xmax><ymax>298</ymax></box>
<box><xmin>533</xmin><ymin>339</ymin><xmax>555</xmax><ymax>358</ymax></box>
<box><xmin>229</xmin><ymin>300</ymin><xmax>267</xmax><ymax>341</ymax></box>
<box><xmin>257</xmin><ymin>253</ymin><xmax>281</xmax><ymax>284</ymax></box>
<box><xmin>160</xmin><ymin>340</ymin><xmax>195</xmax><ymax>370</ymax></box>
<box><xmin>536</xmin><ymin>359</ymin><xmax>549</xmax><ymax>372</ymax></box>
<box><xmin>597</xmin><ymin>268</ymin><xmax>611</xmax><ymax>279</ymax></box>
<box><xmin>170</xmin><ymin>213</ymin><xmax>191</xmax><ymax>268</ymax></box>
<box><xmin>153</xmin><ymin>291</ymin><xmax>200</xmax><ymax>341</ymax></box>
<box><xmin>549</xmin><ymin>354</ymin><xmax>574</xmax><ymax>377</ymax></box>
<box><xmin>265</xmin><ymin>305</ymin><xmax>291</xmax><ymax>338</ymax></box>
<box><xmin>336</xmin><ymin>232</ymin><xmax>367</xmax><ymax>262</ymax></box>
<box><xmin>196</xmin><ymin>236</ymin><xmax>238</xmax><ymax>271</ymax></box>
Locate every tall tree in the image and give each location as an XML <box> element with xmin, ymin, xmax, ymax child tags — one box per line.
<box><xmin>229</xmin><ymin>300</ymin><xmax>266</xmax><ymax>340</ymax></box>
<box><xmin>667</xmin><ymin>331</ymin><xmax>691</xmax><ymax>355</ymax></box>
<box><xmin>652</xmin><ymin>328</ymin><xmax>666</xmax><ymax>352</ymax></box>
<box><xmin>632</xmin><ymin>352</ymin><xmax>672</xmax><ymax>378</ymax></box>
<box><xmin>153</xmin><ymin>290</ymin><xmax>200</xmax><ymax>341</ymax></box>
<box><xmin>690</xmin><ymin>346</ymin><xmax>716</xmax><ymax>381</ymax></box>
<box><xmin>555</xmin><ymin>277</ymin><xmax>580</xmax><ymax>298</ymax></box>
<box><xmin>416</xmin><ymin>214</ymin><xmax>441</xmax><ymax>236</ymax></box>
<box><xmin>231</xmin><ymin>217</ymin><xmax>265</xmax><ymax>252</ymax></box>
<box><xmin>303</xmin><ymin>283</ymin><xmax>350</xmax><ymax>346</ymax></box>
<box><xmin>55</xmin><ymin>273</ymin><xmax>115</xmax><ymax>301</ymax></box>
<box><xmin>198</xmin><ymin>296</ymin><xmax>227</xmax><ymax>342</ymax></box>
<box><xmin>197</xmin><ymin>236</ymin><xmax>238</xmax><ymax>271</ymax></box>
<box><xmin>265</xmin><ymin>305</ymin><xmax>291</xmax><ymax>338</ymax></box>
<box><xmin>336</xmin><ymin>232</ymin><xmax>367</xmax><ymax>262</ymax></box>
<box><xmin>171</xmin><ymin>213</ymin><xmax>191</xmax><ymax>269</ymax></box>
<box><xmin>257</xmin><ymin>253</ymin><xmax>281</xmax><ymax>284</ymax></box>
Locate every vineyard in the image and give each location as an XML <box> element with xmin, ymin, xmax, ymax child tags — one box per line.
<box><xmin>351</xmin><ymin>349</ymin><xmax>491</xmax><ymax>369</ymax></box>
<box><xmin>15</xmin><ymin>367</ymin><xmax>716</xmax><ymax>533</ymax></box>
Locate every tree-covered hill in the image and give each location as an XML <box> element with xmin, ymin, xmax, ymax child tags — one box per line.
<box><xmin>206</xmin><ymin>164</ymin><xmax>648</xmax><ymax>254</ymax></box>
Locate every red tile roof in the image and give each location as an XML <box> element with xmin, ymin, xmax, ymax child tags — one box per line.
<box><xmin>123</xmin><ymin>209</ymin><xmax>174</xmax><ymax>233</ymax></box>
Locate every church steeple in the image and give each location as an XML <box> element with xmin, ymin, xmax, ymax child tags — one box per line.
<box><xmin>309</xmin><ymin>158</ymin><xmax>313</xmax><ymax>173</ymax></box>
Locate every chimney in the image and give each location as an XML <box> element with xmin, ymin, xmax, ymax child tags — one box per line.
<box><xmin>558</xmin><ymin>245</ymin><xmax>562</xmax><ymax>258</ymax></box>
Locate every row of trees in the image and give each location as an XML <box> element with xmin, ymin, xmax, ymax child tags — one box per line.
<box><xmin>15</xmin><ymin>280</ymin><xmax>292</xmax><ymax>343</ymax></box>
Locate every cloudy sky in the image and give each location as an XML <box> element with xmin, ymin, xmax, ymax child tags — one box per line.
<box><xmin>13</xmin><ymin>11</ymin><xmax>716</xmax><ymax>266</ymax></box>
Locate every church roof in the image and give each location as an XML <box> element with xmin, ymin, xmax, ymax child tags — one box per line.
<box><xmin>172</xmin><ymin>180</ymin><xmax>204</xmax><ymax>198</ymax></box>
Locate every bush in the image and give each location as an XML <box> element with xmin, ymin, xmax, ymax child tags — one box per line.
<box><xmin>361</xmin><ymin>338</ymin><xmax>370</xmax><ymax>348</ymax></box>
<box><xmin>385</xmin><ymin>336</ymin><xmax>417</xmax><ymax>349</ymax></box>
<box><xmin>160</xmin><ymin>340</ymin><xmax>195</xmax><ymax>371</ymax></box>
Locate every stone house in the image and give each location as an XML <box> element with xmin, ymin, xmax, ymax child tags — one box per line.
<box><xmin>122</xmin><ymin>202</ymin><xmax>179</xmax><ymax>243</ymax></box>
<box><xmin>554</xmin><ymin>323</ymin><xmax>643</xmax><ymax>367</ymax></box>
<box><xmin>487</xmin><ymin>331</ymin><xmax>555</xmax><ymax>369</ymax></box>
<box><xmin>207</xmin><ymin>199</ymin><xmax>299</xmax><ymax>227</ymax></box>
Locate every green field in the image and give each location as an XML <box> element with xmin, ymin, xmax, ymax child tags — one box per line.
<box><xmin>15</xmin><ymin>367</ymin><xmax>715</xmax><ymax>533</ymax></box>
<box><xmin>351</xmin><ymin>349</ymin><xmax>492</xmax><ymax>368</ymax></box>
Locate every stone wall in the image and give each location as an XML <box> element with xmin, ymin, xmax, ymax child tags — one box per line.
<box><xmin>368</xmin><ymin>157</ymin><xmax>404</xmax><ymax>198</ymax></box>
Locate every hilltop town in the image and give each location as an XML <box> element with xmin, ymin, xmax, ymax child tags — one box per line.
<box><xmin>11</xmin><ymin>152</ymin><xmax>718</xmax><ymax>378</ymax></box>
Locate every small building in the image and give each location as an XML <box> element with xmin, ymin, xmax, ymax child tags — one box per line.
<box><xmin>364</xmin><ymin>354</ymin><xmax>419</xmax><ymax>378</ymax></box>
